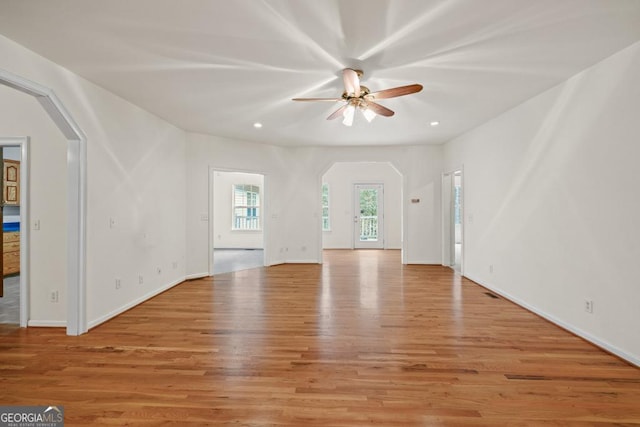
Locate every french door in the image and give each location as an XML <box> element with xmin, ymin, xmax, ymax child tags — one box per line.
<box><xmin>353</xmin><ymin>184</ymin><xmax>384</xmax><ymax>249</ymax></box>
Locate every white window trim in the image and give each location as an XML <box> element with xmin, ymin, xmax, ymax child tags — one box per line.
<box><xmin>232</xmin><ymin>184</ymin><xmax>262</xmax><ymax>231</ymax></box>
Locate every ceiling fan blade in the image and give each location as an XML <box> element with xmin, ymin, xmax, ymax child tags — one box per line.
<box><xmin>292</xmin><ymin>97</ymin><xmax>343</xmax><ymax>102</ymax></box>
<box><xmin>342</xmin><ymin>68</ymin><xmax>361</xmax><ymax>97</ymax></box>
<box><xmin>366</xmin><ymin>102</ymin><xmax>394</xmax><ymax>117</ymax></box>
<box><xmin>366</xmin><ymin>84</ymin><xmax>423</xmax><ymax>100</ymax></box>
<box><xmin>326</xmin><ymin>104</ymin><xmax>348</xmax><ymax>120</ymax></box>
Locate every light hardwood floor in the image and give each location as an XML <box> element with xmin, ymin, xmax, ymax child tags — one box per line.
<box><xmin>1</xmin><ymin>250</ymin><xmax>639</xmax><ymax>426</ymax></box>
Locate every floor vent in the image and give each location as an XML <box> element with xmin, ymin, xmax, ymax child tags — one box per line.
<box><xmin>485</xmin><ymin>292</ymin><xmax>499</xmax><ymax>299</ymax></box>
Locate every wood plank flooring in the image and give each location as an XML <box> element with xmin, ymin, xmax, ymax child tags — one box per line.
<box><xmin>1</xmin><ymin>250</ymin><xmax>639</xmax><ymax>426</ymax></box>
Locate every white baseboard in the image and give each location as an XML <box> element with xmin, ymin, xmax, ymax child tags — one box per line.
<box><xmin>321</xmin><ymin>247</ymin><xmax>402</xmax><ymax>250</ymax></box>
<box><xmin>185</xmin><ymin>272</ymin><xmax>209</xmax><ymax>280</ymax></box>
<box><xmin>88</xmin><ymin>277</ymin><xmax>185</xmax><ymax>330</ymax></box>
<box><xmin>286</xmin><ymin>259</ymin><xmax>321</xmax><ymax>264</ymax></box>
<box><xmin>214</xmin><ymin>247</ymin><xmax>263</xmax><ymax>250</ymax></box>
<box><xmin>465</xmin><ymin>274</ymin><xmax>640</xmax><ymax>368</ymax></box>
<box><xmin>27</xmin><ymin>320</ymin><xmax>66</xmax><ymax>327</ymax></box>
<box><xmin>404</xmin><ymin>259</ymin><xmax>441</xmax><ymax>265</ymax></box>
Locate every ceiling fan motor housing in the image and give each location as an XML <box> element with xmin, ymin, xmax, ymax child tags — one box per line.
<box><xmin>342</xmin><ymin>86</ymin><xmax>370</xmax><ymax>101</ymax></box>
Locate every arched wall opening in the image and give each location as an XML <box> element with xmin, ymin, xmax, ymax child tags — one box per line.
<box><xmin>319</xmin><ymin>161</ymin><xmax>404</xmax><ymax>262</ymax></box>
<box><xmin>0</xmin><ymin>69</ymin><xmax>87</xmax><ymax>336</ymax></box>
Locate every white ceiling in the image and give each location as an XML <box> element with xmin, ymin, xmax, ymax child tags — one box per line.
<box><xmin>1</xmin><ymin>0</ymin><xmax>640</xmax><ymax>147</ymax></box>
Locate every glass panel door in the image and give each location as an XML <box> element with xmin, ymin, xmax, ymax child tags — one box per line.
<box><xmin>353</xmin><ymin>184</ymin><xmax>384</xmax><ymax>249</ymax></box>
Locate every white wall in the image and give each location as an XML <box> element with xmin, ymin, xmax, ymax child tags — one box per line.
<box><xmin>213</xmin><ymin>171</ymin><xmax>264</xmax><ymax>249</ymax></box>
<box><xmin>276</xmin><ymin>145</ymin><xmax>442</xmax><ymax>265</ymax></box>
<box><xmin>443</xmin><ymin>41</ymin><xmax>640</xmax><ymax>365</ymax></box>
<box><xmin>322</xmin><ymin>162</ymin><xmax>402</xmax><ymax>249</ymax></box>
<box><xmin>186</xmin><ymin>140</ymin><xmax>443</xmax><ymax>277</ymax></box>
<box><xmin>0</xmin><ymin>35</ymin><xmax>187</xmax><ymax>328</ymax></box>
<box><xmin>186</xmin><ymin>133</ymin><xmax>290</xmax><ymax>276</ymax></box>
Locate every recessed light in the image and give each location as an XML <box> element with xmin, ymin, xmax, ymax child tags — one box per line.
<box><xmin>430</xmin><ymin>121</ymin><xmax>440</xmax><ymax>127</ymax></box>
<box><xmin>253</xmin><ymin>122</ymin><xmax>263</xmax><ymax>128</ymax></box>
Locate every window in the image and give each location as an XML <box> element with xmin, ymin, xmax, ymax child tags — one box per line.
<box><xmin>233</xmin><ymin>184</ymin><xmax>260</xmax><ymax>230</ymax></box>
<box><xmin>322</xmin><ymin>183</ymin><xmax>330</xmax><ymax>231</ymax></box>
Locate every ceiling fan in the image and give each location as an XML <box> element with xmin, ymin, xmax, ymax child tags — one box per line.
<box><xmin>292</xmin><ymin>68</ymin><xmax>423</xmax><ymax>126</ymax></box>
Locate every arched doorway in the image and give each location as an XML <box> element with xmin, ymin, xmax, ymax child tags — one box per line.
<box><xmin>0</xmin><ymin>69</ymin><xmax>87</xmax><ymax>335</ymax></box>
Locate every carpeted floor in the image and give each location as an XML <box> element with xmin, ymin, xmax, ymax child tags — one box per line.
<box><xmin>0</xmin><ymin>275</ymin><xmax>19</xmax><ymax>324</ymax></box>
<box><xmin>213</xmin><ymin>249</ymin><xmax>264</xmax><ymax>275</ymax></box>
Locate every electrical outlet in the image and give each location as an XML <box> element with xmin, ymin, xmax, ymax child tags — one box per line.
<box><xmin>585</xmin><ymin>299</ymin><xmax>594</xmax><ymax>314</ymax></box>
<box><xmin>50</xmin><ymin>290</ymin><xmax>59</xmax><ymax>303</ymax></box>
<box><xmin>489</xmin><ymin>265</ymin><xmax>494</xmax><ymax>273</ymax></box>
<box><xmin>109</xmin><ymin>217</ymin><xmax>116</xmax><ymax>229</ymax></box>
<box><xmin>172</xmin><ymin>261</ymin><xmax>178</xmax><ymax>269</ymax></box>
<box><xmin>138</xmin><ymin>275</ymin><xmax>144</xmax><ymax>285</ymax></box>
<box><xmin>34</xmin><ymin>219</ymin><xmax>41</xmax><ymax>230</ymax></box>
<box><xmin>115</xmin><ymin>278</ymin><xmax>121</xmax><ymax>289</ymax></box>
<box><xmin>156</xmin><ymin>267</ymin><xmax>162</xmax><ymax>275</ymax></box>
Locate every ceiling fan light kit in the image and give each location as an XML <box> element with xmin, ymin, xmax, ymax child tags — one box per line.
<box><xmin>342</xmin><ymin>104</ymin><xmax>356</xmax><ymax>126</ymax></box>
<box><xmin>293</xmin><ymin>68</ymin><xmax>423</xmax><ymax>126</ymax></box>
<box><xmin>362</xmin><ymin>108</ymin><xmax>376</xmax><ymax>123</ymax></box>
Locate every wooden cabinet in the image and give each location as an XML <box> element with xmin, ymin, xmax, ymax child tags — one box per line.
<box><xmin>3</xmin><ymin>159</ymin><xmax>20</xmax><ymax>206</ymax></box>
<box><xmin>3</xmin><ymin>231</ymin><xmax>20</xmax><ymax>276</ymax></box>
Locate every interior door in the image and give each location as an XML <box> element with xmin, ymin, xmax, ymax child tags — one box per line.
<box><xmin>353</xmin><ymin>184</ymin><xmax>384</xmax><ymax>249</ymax></box>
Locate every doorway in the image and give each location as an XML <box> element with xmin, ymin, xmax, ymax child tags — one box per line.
<box><xmin>320</xmin><ymin>162</ymin><xmax>402</xmax><ymax>257</ymax></box>
<box><xmin>442</xmin><ymin>170</ymin><xmax>463</xmax><ymax>273</ymax></box>
<box><xmin>0</xmin><ymin>138</ymin><xmax>29</xmax><ymax>327</ymax></box>
<box><xmin>210</xmin><ymin>170</ymin><xmax>265</xmax><ymax>275</ymax></box>
<box><xmin>353</xmin><ymin>184</ymin><xmax>384</xmax><ymax>249</ymax></box>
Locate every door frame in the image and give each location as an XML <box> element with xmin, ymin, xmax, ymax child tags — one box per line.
<box><xmin>441</xmin><ymin>172</ymin><xmax>453</xmax><ymax>267</ymax></box>
<box><xmin>441</xmin><ymin>167</ymin><xmax>464</xmax><ymax>274</ymax></box>
<box><xmin>0</xmin><ymin>137</ymin><xmax>29</xmax><ymax>327</ymax></box>
<box><xmin>353</xmin><ymin>183</ymin><xmax>384</xmax><ymax>249</ymax></box>
<box><xmin>208</xmin><ymin>167</ymin><xmax>268</xmax><ymax>275</ymax></box>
